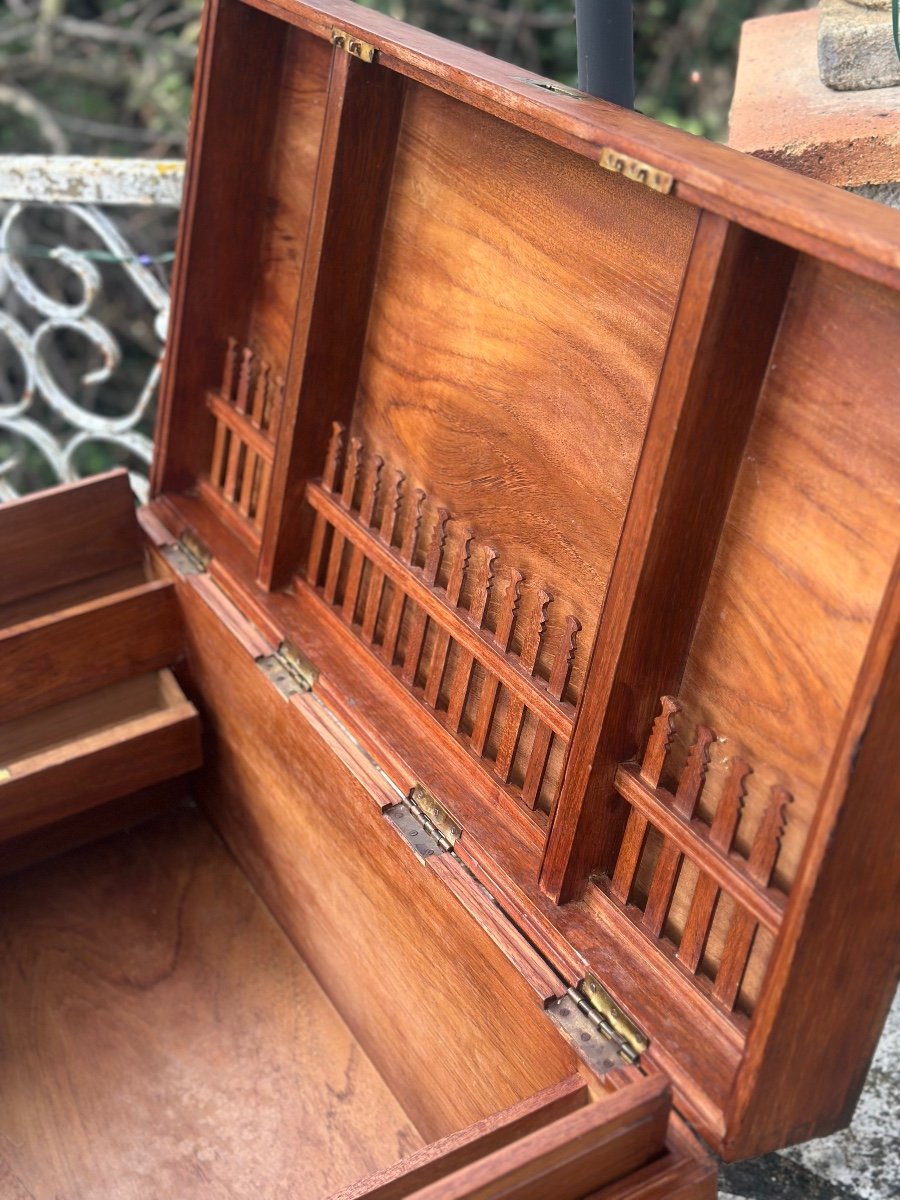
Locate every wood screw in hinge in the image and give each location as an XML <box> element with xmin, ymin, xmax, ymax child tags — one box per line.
<box><xmin>331</xmin><ymin>27</ymin><xmax>377</xmax><ymax>62</ymax></box>
<box><xmin>599</xmin><ymin>147</ymin><xmax>674</xmax><ymax>194</ymax></box>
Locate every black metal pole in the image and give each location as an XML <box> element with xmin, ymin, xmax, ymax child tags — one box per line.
<box><xmin>575</xmin><ymin>0</ymin><xmax>634</xmax><ymax>109</ymax></box>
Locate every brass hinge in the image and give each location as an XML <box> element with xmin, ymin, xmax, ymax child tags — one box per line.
<box><xmin>162</xmin><ymin>529</ymin><xmax>211</xmax><ymax>576</ymax></box>
<box><xmin>576</xmin><ymin>972</ymin><xmax>648</xmax><ymax>1063</ymax></box>
<box><xmin>599</xmin><ymin>147</ymin><xmax>674</xmax><ymax>195</ymax></box>
<box><xmin>256</xmin><ymin>639</ymin><xmax>318</xmax><ymax>697</ymax></box>
<box><xmin>386</xmin><ymin>784</ymin><xmax>462</xmax><ymax>861</ymax></box>
<box><xmin>331</xmin><ymin>27</ymin><xmax>377</xmax><ymax>63</ymax></box>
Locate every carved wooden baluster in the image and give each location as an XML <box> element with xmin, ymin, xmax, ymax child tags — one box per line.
<box><xmin>381</xmin><ymin>488</ymin><xmax>425</xmax><ymax>664</ymax></box>
<box><xmin>249</xmin><ymin>359</ymin><xmax>269</xmax><ymax>428</ymax></box>
<box><xmin>446</xmin><ymin>546</ymin><xmax>497</xmax><ymax>733</ymax></box>
<box><xmin>713</xmin><ymin>785</ymin><xmax>791</xmax><ymax>1010</ymax></box>
<box><xmin>494</xmin><ymin>588</ymin><xmax>551</xmax><ymax>783</ymax></box>
<box><xmin>221</xmin><ymin>336</ymin><xmax>238</xmax><ymax>402</ymax></box>
<box><xmin>677</xmin><ymin>757</ymin><xmax>750</xmax><ymax>973</ymax></box>
<box><xmin>610</xmin><ymin>696</ymin><xmax>681</xmax><ymax>904</ymax></box>
<box><xmin>307</xmin><ymin>423</ymin><xmax>345</xmax><ymax>587</ymax></box>
<box><xmin>239</xmin><ymin>359</ymin><xmax>270</xmax><ymax>520</ymax></box>
<box><xmin>342</xmin><ymin>453</ymin><xmax>384</xmax><ymax>625</ymax></box>
<box><xmin>642</xmin><ymin>724</ymin><xmax>714</xmax><ymax>937</ymax></box>
<box><xmin>223</xmin><ymin>346</ymin><xmax>254</xmax><ymax>501</ymax></box>
<box><xmin>210</xmin><ymin>337</ymin><xmax>237</xmax><ymax>488</ymax></box>
<box><xmin>521</xmin><ymin>614</ymin><xmax>580</xmax><ymax>808</ymax></box>
<box><xmin>402</xmin><ymin>509</ymin><xmax>449</xmax><ymax>686</ymax></box>
<box><xmin>361</xmin><ymin>469</ymin><xmax>404</xmax><ymax>644</ymax></box>
<box><xmin>323</xmin><ymin>437</ymin><xmax>361</xmax><ymax>604</ymax></box>
<box><xmin>424</xmin><ymin>529</ymin><xmax>473</xmax><ymax>709</ymax></box>
<box><xmin>470</xmin><ymin>569</ymin><xmax>523</xmax><ymax>757</ymax></box>
<box><xmin>254</xmin><ymin>374</ymin><xmax>283</xmax><ymax>526</ymax></box>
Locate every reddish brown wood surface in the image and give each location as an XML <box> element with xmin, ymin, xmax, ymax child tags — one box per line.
<box><xmin>542</xmin><ymin>214</ymin><xmax>796</xmax><ymax>901</ymax></box>
<box><xmin>258</xmin><ymin>43</ymin><xmax>407</xmax><ymax>587</ymax></box>
<box><xmin>0</xmin><ymin>672</ymin><xmax>201</xmax><ymax>843</ymax></box>
<box><xmin>0</xmin><ymin>581</ymin><xmax>182</xmax><ymax>722</ymax></box>
<box><xmin>405</xmin><ymin>1075</ymin><xmax>670</xmax><ymax>1200</ymax></box>
<box><xmin>0</xmin><ymin>471</ymin><xmax>142</xmax><ymax>608</ymax></box>
<box><xmin>0</xmin><ymin>808</ymin><xmax>423</xmax><ymax>1198</ymax></box>
<box><xmin>143</xmin><ymin>0</ymin><xmax>900</xmax><ymax>1169</ymax></box>
<box><xmin>332</xmin><ymin>1077</ymin><xmax>589</xmax><ymax>1200</ymax></box>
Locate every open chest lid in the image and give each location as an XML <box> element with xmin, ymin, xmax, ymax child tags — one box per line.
<box><xmin>149</xmin><ymin>0</ymin><xmax>900</xmax><ymax>1166</ymax></box>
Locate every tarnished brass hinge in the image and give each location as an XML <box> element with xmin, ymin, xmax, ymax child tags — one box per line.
<box><xmin>162</xmin><ymin>529</ymin><xmax>211</xmax><ymax>576</ymax></box>
<box><xmin>578</xmin><ymin>971</ymin><xmax>649</xmax><ymax>1063</ymax></box>
<box><xmin>256</xmin><ymin>639</ymin><xmax>318</xmax><ymax>697</ymax></box>
<box><xmin>599</xmin><ymin>147</ymin><xmax>674</xmax><ymax>195</ymax></box>
<box><xmin>387</xmin><ymin>784</ymin><xmax>462</xmax><ymax>861</ymax></box>
<box><xmin>331</xmin><ymin>27</ymin><xmax>377</xmax><ymax>63</ymax></box>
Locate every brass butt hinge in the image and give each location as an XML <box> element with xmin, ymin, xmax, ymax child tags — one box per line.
<box><xmin>386</xmin><ymin>784</ymin><xmax>462</xmax><ymax>862</ymax></box>
<box><xmin>549</xmin><ymin>971</ymin><xmax>648</xmax><ymax>1071</ymax></box>
<box><xmin>162</xmin><ymin>529</ymin><xmax>211</xmax><ymax>576</ymax></box>
<box><xmin>331</xmin><ymin>27</ymin><xmax>377</xmax><ymax>63</ymax></box>
<box><xmin>256</xmin><ymin>639</ymin><xmax>318</xmax><ymax>697</ymax></box>
<box><xmin>599</xmin><ymin>147</ymin><xmax>674</xmax><ymax>195</ymax></box>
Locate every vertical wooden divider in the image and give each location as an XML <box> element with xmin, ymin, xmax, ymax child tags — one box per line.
<box><xmin>257</xmin><ymin>47</ymin><xmax>407</xmax><ymax>590</ymax></box>
<box><xmin>151</xmin><ymin>0</ymin><xmax>287</xmax><ymax>496</ymax></box>
<box><xmin>541</xmin><ymin>211</ymin><xmax>797</xmax><ymax>904</ymax></box>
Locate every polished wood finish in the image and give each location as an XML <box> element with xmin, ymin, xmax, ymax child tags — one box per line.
<box><xmin>0</xmin><ymin>470</ymin><xmax>142</xmax><ymax>607</ymax></box>
<box><xmin>258</xmin><ymin>40</ymin><xmax>407</xmax><ymax>588</ymax></box>
<box><xmin>0</xmin><ymin>580</ymin><xmax>181</xmax><ymax>721</ymax></box>
<box><xmin>541</xmin><ymin>214</ymin><xmax>797</xmax><ymax>901</ymax></box>
<box><xmin>150</xmin><ymin>554</ymin><xmax>714</xmax><ymax>1196</ymax></box>
<box><xmin>0</xmin><ymin>475</ymin><xmax>201</xmax><ymax>859</ymax></box>
<box><xmin>407</xmin><ymin>1075</ymin><xmax>670</xmax><ymax>1200</ymax></box>
<box><xmin>0</xmin><ymin>671</ymin><xmax>201</xmax><ymax>843</ymax></box>
<box><xmin>333</xmin><ymin>1077</ymin><xmax>589</xmax><ymax>1200</ymax></box>
<box><xmin>303</xmin><ymin>429</ymin><xmax>581</xmax><ymax>811</ymax></box>
<box><xmin>0</xmin><ymin>808</ymin><xmax>424</xmax><ymax>1199</ymax></box>
<box><xmin>170</xmin><ymin>570</ymin><xmax>584</xmax><ymax>1144</ymax></box>
<box><xmin>39</xmin><ymin>0</ymin><xmax>900</xmax><ymax>1181</ymax></box>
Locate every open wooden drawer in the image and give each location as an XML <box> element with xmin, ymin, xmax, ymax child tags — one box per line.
<box><xmin>0</xmin><ymin>472</ymin><xmax>201</xmax><ymax>867</ymax></box>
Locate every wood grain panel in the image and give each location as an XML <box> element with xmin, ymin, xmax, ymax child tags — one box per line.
<box><xmin>351</xmin><ymin>82</ymin><xmax>696</xmax><ymax>686</ymax></box>
<box><xmin>0</xmin><ymin>471</ymin><xmax>141</xmax><ymax>607</ymax></box>
<box><xmin>0</xmin><ymin>808</ymin><xmax>423</xmax><ymax>1198</ymax></box>
<box><xmin>0</xmin><ymin>672</ymin><xmax>201</xmax><ymax>843</ymax></box>
<box><xmin>0</xmin><ymin>580</ymin><xmax>182</xmax><ymax>722</ymax></box>
<box><xmin>676</xmin><ymin>258</ymin><xmax>900</xmax><ymax>891</ymax></box>
<box><xmin>246</xmin><ymin>26</ymin><xmax>331</xmax><ymax>373</ymax></box>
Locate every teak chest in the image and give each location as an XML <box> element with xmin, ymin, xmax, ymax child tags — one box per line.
<box><xmin>1</xmin><ymin>1</ymin><xmax>898</xmax><ymax>1196</ymax></box>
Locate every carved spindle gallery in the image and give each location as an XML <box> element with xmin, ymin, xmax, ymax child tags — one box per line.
<box><xmin>302</xmin><ymin>435</ymin><xmax>581</xmax><ymax>815</ymax></box>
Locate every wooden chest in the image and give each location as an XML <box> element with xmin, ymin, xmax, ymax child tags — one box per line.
<box><xmin>2</xmin><ymin>1</ymin><xmax>898</xmax><ymax>1196</ymax></box>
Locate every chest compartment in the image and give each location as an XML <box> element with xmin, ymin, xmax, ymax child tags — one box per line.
<box><xmin>1</xmin><ymin>0</ymin><xmax>898</xmax><ymax>1196</ymax></box>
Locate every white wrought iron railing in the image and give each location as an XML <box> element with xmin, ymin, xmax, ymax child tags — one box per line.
<box><xmin>0</xmin><ymin>155</ymin><xmax>184</xmax><ymax>502</ymax></box>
